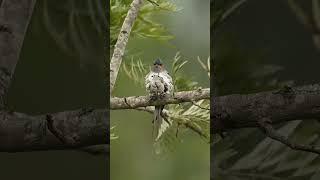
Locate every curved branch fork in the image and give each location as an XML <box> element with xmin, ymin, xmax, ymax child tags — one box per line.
<box><xmin>212</xmin><ymin>84</ymin><xmax>320</xmax><ymax>154</ymax></box>
<box><xmin>258</xmin><ymin>117</ymin><xmax>320</xmax><ymax>155</ymax></box>
<box><xmin>110</xmin><ymin>88</ymin><xmax>210</xmax><ymax>109</ymax></box>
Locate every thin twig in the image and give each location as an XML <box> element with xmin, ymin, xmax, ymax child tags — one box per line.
<box><xmin>191</xmin><ymin>100</ymin><xmax>210</xmax><ymax>110</ymax></box>
<box><xmin>287</xmin><ymin>0</ymin><xmax>313</xmax><ymax>30</ymax></box>
<box><xmin>213</xmin><ymin>0</ymin><xmax>247</xmax><ymax>29</ymax></box>
<box><xmin>146</xmin><ymin>0</ymin><xmax>159</xmax><ymax>6</ymax></box>
<box><xmin>258</xmin><ymin>117</ymin><xmax>320</xmax><ymax>155</ymax></box>
<box><xmin>287</xmin><ymin>0</ymin><xmax>320</xmax><ymax>50</ymax></box>
<box><xmin>136</xmin><ymin>106</ymin><xmax>170</xmax><ymax>120</ymax></box>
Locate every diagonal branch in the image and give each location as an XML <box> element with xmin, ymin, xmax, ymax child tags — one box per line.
<box><xmin>212</xmin><ymin>0</ymin><xmax>247</xmax><ymax>31</ymax></box>
<box><xmin>111</xmin><ymin>88</ymin><xmax>210</xmax><ymax>109</ymax></box>
<box><xmin>287</xmin><ymin>0</ymin><xmax>320</xmax><ymax>50</ymax></box>
<box><xmin>287</xmin><ymin>0</ymin><xmax>314</xmax><ymax>32</ymax></box>
<box><xmin>0</xmin><ymin>0</ymin><xmax>37</xmax><ymax>109</ymax></box>
<box><xmin>110</xmin><ymin>0</ymin><xmax>144</xmax><ymax>94</ymax></box>
<box><xmin>258</xmin><ymin>117</ymin><xmax>320</xmax><ymax>155</ymax></box>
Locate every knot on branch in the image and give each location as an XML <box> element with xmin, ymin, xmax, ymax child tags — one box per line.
<box><xmin>46</xmin><ymin>114</ymin><xmax>80</xmax><ymax>146</ymax></box>
<box><xmin>0</xmin><ymin>24</ymin><xmax>12</xmax><ymax>34</ymax></box>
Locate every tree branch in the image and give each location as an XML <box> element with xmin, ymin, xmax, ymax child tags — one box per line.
<box><xmin>110</xmin><ymin>88</ymin><xmax>210</xmax><ymax>109</ymax></box>
<box><xmin>287</xmin><ymin>0</ymin><xmax>320</xmax><ymax>50</ymax></box>
<box><xmin>258</xmin><ymin>117</ymin><xmax>320</xmax><ymax>155</ymax></box>
<box><xmin>212</xmin><ymin>84</ymin><xmax>320</xmax><ymax>155</ymax></box>
<box><xmin>212</xmin><ymin>0</ymin><xmax>247</xmax><ymax>31</ymax></box>
<box><xmin>212</xmin><ymin>84</ymin><xmax>320</xmax><ymax>132</ymax></box>
<box><xmin>0</xmin><ymin>0</ymin><xmax>37</xmax><ymax>109</ymax></box>
<box><xmin>0</xmin><ymin>1</ymin><xmax>110</xmax><ymax>154</ymax></box>
<box><xmin>0</xmin><ymin>108</ymin><xmax>108</xmax><ymax>152</ymax></box>
<box><xmin>110</xmin><ymin>0</ymin><xmax>144</xmax><ymax>94</ymax></box>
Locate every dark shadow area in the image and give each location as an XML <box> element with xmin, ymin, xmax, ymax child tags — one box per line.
<box><xmin>212</xmin><ymin>0</ymin><xmax>320</xmax><ymax>179</ymax></box>
<box><xmin>2</xmin><ymin>1</ymin><xmax>109</xmax><ymax>180</ymax></box>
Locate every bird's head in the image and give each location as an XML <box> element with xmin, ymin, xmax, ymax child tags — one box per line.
<box><xmin>152</xmin><ymin>58</ymin><xmax>164</xmax><ymax>73</ymax></box>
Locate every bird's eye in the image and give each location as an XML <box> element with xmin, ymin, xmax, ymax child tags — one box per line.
<box><xmin>151</xmin><ymin>75</ymin><xmax>154</xmax><ymax>77</ymax></box>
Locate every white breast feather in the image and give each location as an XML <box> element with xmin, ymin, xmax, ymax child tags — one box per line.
<box><xmin>145</xmin><ymin>71</ymin><xmax>173</xmax><ymax>95</ymax></box>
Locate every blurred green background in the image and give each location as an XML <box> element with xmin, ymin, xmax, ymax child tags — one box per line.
<box><xmin>111</xmin><ymin>0</ymin><xmax>210</xmax><ymax>180</ymax></box>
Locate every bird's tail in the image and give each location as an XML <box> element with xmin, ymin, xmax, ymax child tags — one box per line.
<box><xmin>153</xmin><ymin>105</ymin><xmax>164</xmax><ymax>140</ymax></box>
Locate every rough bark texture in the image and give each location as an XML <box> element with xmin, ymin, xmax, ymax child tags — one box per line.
<box><xmin>0</xmin><ymin>108</ymin><xmax>108</xmax><ymax>152</ymax></box>
<box><xmin>0</xmin><ymin>0</ymin><xmax>36</xmax><ymax>109</ymax></box>
<box><xmin>212</xmin><ymin>84</ymin><xmax>320</xmax><ymax>133</ymax></box>
<box><xmin>0</xmin><ymin>0</ymin><xmax>110</xmax><ymax>153</ymax></box>
<box><xmin>110</xmin><ymin>0</ymin><xmax>144</xmax><ymax>94</ymax></box>
<box><xmin>111</xmin><ymin>88</ymin><xmax>210</xmax><ymax>109</ymax></box>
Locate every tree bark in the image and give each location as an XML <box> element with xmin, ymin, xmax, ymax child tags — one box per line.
<box><xmin>111</xmin><ymin>88</ymin><xmax>210</xmax><ymax>109</ymax></box>
<box><xmin>0</xmin><ymin>0</ymin><xmax>110</xmax><ymax>153</ymax></box>
<box><xmin>0</xmin><ymin>0</ymin><xmax>37</xmax><ymax>109</ymax></box>
<box><xmin>0</xmin><ymin>108</ymin><xmax>108</xmax><ymax>152</ymax></box>
<box><xmin>212</xmin><ymin>84</ymin><xmax>320</xmax><ymax>133</ymax></box>
<box><xmin>110</xmin><ymin>0</ymin><xmax>144</xmax><ymax>94</ymax></box>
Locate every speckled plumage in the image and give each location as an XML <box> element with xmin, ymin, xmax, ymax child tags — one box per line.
<box><xmin>145</xmin><ymin>59</ymin><xmax>173</xmax><ymax>140</ymax></box>
<box><xmin>145</xmin><ymin>71</ymin><xmax>173</xmax><ymax>97</ymax></box>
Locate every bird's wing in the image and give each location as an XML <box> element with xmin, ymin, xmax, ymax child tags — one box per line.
<box><xmin>145</xmin><ymin>72</ymin><xmax>153</xmax><ymax>92</ymax></box>
<box><xmin>165</xmin><ymin>71</ymin><xmax>173</xmax><ymax>83</ymax></box>
<box><xmin>160</xmin><ymin>71</ymin><xmax>174</xmax><ymax>94</ymax></box>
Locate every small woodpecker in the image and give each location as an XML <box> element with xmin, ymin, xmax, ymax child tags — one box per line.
<box><xmin>145</xmin><ymin>58</ymin><xmax>173</xmax><ymax>140</ymax></box>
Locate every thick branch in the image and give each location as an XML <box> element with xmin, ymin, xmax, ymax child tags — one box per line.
<box><xmin>110</xmin><ymin>88</ymin><xmax>210</xmax><ymax>109</ymax></box>
<box><xmin>0</xmin><ymin>0</ymin><xmax>36</xmax><ymax>109</ymax></box>
<box><xmin>110</xmin><ymin>0</ymin><xmax>144</xmax><ymax>94</ymax></box>
<box><xmin>0</xmin><ymin>108</ymin><xmax>108</xmax><ymax>152</ymax></box>
<box><xmin>212</xmin><ymin>84</ymin><xmax>320</xmax><ymax>132</ymax></box>
<box><xmin>0</xmin><ymin>1</ymin><xmax>109</xmax><ymax>153</ymax></box>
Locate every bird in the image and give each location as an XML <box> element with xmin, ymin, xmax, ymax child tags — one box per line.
<box><xmin>145</xmin><ymin>58</ymin><xmax>173</xmax><ymax>140</ymax></box>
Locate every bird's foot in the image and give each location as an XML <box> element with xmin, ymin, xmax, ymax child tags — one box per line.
<box><xmin>148</xmin><ymin>94</ymin><xmax>158</xmax><ymax>102</ymax></box>
<box><xmin>159</xmin><ymin>92</ymin><xmax>166</xmax><ymax>99</ymax></box>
